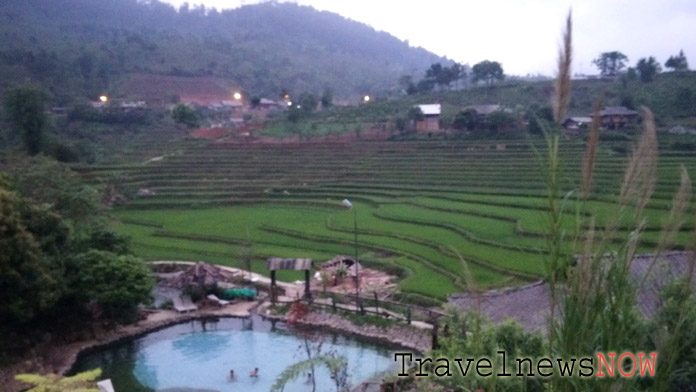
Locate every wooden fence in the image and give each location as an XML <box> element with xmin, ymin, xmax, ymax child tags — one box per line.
<box><xmin>276</xmin><ymin>291</ymin><xmax>448</xmax><ymax>326</ymax></box>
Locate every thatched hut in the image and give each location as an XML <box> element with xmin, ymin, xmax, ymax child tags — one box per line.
<box><xmin>167</xmin><ymin>262</ymin><xmax>236</xmax><ymax>289</ymax></box>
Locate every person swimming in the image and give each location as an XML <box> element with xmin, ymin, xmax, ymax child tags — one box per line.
<box><xmin>229</xmin><ymin>370</ymin><xmax>236</xmax><ymax>380</ymax></box>
<box><xmin>250</xmin><ymin>367</ymin><xmax>259</xmax><ymax>377</ymax></box>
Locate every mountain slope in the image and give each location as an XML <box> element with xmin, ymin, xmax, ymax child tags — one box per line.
<box><xmin>0</xmin><ymin>0</ymin><xmax>447</xmax><ymax>100</ymax></box>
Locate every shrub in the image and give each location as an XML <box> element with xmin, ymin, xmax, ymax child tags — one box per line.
<box><xmin>68</xmin><ymin>250</ymin><xmax>153</xmax><ymax>321</ymax></box>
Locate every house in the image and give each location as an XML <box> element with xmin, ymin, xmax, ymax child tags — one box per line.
<box><xmin>562</xmin><ymin>116</ymin><xmax>593</xmax><ymax>131</ymax></box>
<box><xmin>118</xmin><ymin>101</ymin><xmax>146</xmax><ymax>109</ymax></box>
<box><xmin>220</xmin><ymin>100</ymin><xmax>244</xmax><ymax>110</ymax></box>
<box><xmin>448</xmin><ymin>251</ymin><xmax>696</xmax><ymax>332</ymax></box>
<box><xmin>415</xmin><ymin>104</ymin><xmax>441</xmax><ymax>133</ymax></box>
<box><xmin>596</xmin><ymin>106</ymin><xmax>639</xmax><ymax>129</ymax></box>
<box><xmin>258</xmin><ymin>98</ymin><xmax>281</xmax><ymax>110</ymax></box>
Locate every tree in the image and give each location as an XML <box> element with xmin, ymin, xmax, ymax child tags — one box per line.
<box><xmin>298</xmin><ymin>92</ymin><xmax>318</xmax><ymax>114</ymax></box>
<box><xmin>471</xmin><ymin>60</ymin><xmax>504</xmax><ymax>86</ymax></box>
<box><xmin>9</xmin><ymin>156</ymin><xmax>102</xmax><ymax>225</ymax></box>
<box><xmin>73</xmin><ymin>228</ymin><xmax>132</xmax><ymax>255</ymax></box>
<box><xmin>625</xmin><ymin>67</ymin><xmax>638</xmax><ymax>81</ymax></box>
<box><xmin>406</xmin><ymin>106</ymin><xmax>424</xmax><ymax>123</ymax></box>
<box><xmin>271</xmin><ymin>354</ymin><xmax>349</xmax><ymax>392</ymax></box>
<box><xmin>527</xmin><ymin>103</ymin><xmax>559</xmax><ymax>134</ymax></box>
<box><xmin>0</xmin><ymin>186</ymin><xmax>64</xmax><ymax>325</ymax></box>
<box><xmin>3</xmin><ymin>86</ymin><xmax>47</xmax><ymax>155</ymax></box>
<box><xmin>452</xmin><ymin>109</ymin><xmax>479</xmax><ymax>131</ymax></box>
<box><xmin>416</xmin><ymin>78</ymin><xmax>435</xmax><ymax>93</ymax></box>
<box><xmin>448</xmin><ymin>63</ymin><xmax>466</xmax><ymax>88</ymax></box>
<box><xmin>394</xmin><ymin>117</ymin><xmax>407</xmax><ymax>131</ymax></box>
<box><xmin>636</xmin><ymin>56</ymin><xmax>661</xmax><ymax>82</ymax></box>
<box><xmin>425</xmin><ymin>63</ymin><xmax>445</xmax><ymax>88</ymax></box>
<box><xmin>398</xmin><ymin>75</ymin><xmax>417</xmax><ymax>95</ymax></box>
<box><xmin>77</xmin><ymin>50</ymin><xmax>96</xmax><ymax>80</ymax></box>
<box><xmin>287</xmin><ymin>105</ymin><xmax>303</xmax><ymax>123</ymax></box>
<box><xmin>665</xmin><ymin>50</ymin><xmax>689</xmax><ymax>71</ymax></box>
<box><xmin>674</xmin><ymin>87</ymin><xmax>694</xmax><ymax>115</ymax></box>
<box><xmin>286</xmin><ymin>93</ymin><xmax>318</xmax><ymax>123</ymax></box>
<box><xmin>321</xmin><ymin>87</ymin><xmax>333</xmax><ymax>108</ymax></box>
<box><xmin>171</xmin><ymin>104</ymin><xmax>199</xmax><ymax>128</ymax></box>
<box><xmin>68</xmin><ymin>250</ymin><xmax>153</xmax><ymax>319</ymax></box>
<box><xmin>486</xmin><ymin>110</ymin><xmax>518</xmax><ymax>132</ymax></box>
<box><xmin>424</xmin><ymin>63</ymin><xmax>465</xmax><ymax>89</ymax></box>
<box><xmin>592</xmin><ymin>51</ymin><xmax>628</xmax><ymax>77</ymax></box>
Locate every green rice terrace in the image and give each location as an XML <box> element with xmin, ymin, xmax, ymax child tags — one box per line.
<box><xmin>76</xmin><ymin>138</ymin><xmax>696</xmax><ymax>303</ymax></box>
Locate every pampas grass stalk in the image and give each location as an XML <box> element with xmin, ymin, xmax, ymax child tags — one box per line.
<box><xmin>553</xmin><ymin>12</ymin><xmax>572</xmax><ymax>124</ymax></box>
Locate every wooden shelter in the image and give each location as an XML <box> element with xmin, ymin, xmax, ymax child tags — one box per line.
<box><xmin>266</xmin><ymin>257</ymin><xmax>313</xmax><ymax>302</ymax></box>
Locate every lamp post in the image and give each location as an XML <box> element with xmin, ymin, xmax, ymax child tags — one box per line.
<box><xmin>342</xmin><ymin>199</ymin><xmax>360</xmax><ymax>311</ymax></box>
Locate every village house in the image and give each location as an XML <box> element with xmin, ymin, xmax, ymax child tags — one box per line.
<box><xmin>219</xmin><ymin>100</ymin><xmax>244</xmax><ymax>111</ymax></box>
<box><xmin>415</xmin><ymin>104</ymin><xmax>441</xmax><ymax>133</ymax></box>
<box><xmin>258</xmin><ymin>98</ymin><xmax>282</xmax><ymax>110</ymax></box>
<box><xmin>562</xmin><ymin>116</ymin><xmax>593</xmax><ymax>131</ymax></box>
<box><xmin>596</xmin><ymin>106</ymin><xmax>639</xmax><ymax>129</ymax></box>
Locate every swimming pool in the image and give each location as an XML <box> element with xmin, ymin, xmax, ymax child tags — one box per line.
<box><xmin>70</xmin><ymin>316</ymin><xmax>396</xmax><ymax>392</ymax></box>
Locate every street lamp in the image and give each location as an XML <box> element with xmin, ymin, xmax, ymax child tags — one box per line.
<box><xmin>342</xmin><ymin>199</ymin><xmax>360</xmax><ymax>310</ymax></box>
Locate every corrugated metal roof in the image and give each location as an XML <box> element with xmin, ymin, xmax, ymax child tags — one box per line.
<box><xmin>266</xmin><ymin>257</ymin><xmax>313</xmax><ymax>271</ymax></box>
<box><xmin>417</xmin><ymin>104</ymin><xmax>441</xmax><ymax>116</ymax></box>
<box><xmin>567</xmin><ymin>116</ymin><xmax>593</xmax><ymax>123</ymax></box>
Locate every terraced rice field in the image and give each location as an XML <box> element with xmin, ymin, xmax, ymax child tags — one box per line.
<box><xmin>78</xmin><ymin>139</ymin><xmax>696</xmax><ymax>302</ymax></box>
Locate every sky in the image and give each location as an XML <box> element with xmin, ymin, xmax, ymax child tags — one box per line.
<box><xmin>162</xmin><ymin>0</ymin><xmax>696</xmax><ymax>76</ymax></box>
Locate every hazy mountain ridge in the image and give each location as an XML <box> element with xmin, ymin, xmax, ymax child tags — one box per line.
<box><xmin>0</xmin><ymin>0</ymin><xmax>447</xmax><ymax>101</ymax></box>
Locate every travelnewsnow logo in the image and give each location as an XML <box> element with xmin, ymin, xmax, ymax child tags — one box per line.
<box><xmin>394</xmin><ymin>351</ymin><xmax>658</xmax><ymax>378</ymax></box>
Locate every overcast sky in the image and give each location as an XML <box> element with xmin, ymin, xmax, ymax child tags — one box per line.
<box><xmin>162</xmin><ymin>0</ymin><xmax>696</xmax><ymax>76</ymax></box>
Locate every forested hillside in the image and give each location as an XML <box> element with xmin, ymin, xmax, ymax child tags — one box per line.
<box><xmin>0</xmin><ymin>0</ymin><xmax>446</xmax><ymax>101</ymax></box>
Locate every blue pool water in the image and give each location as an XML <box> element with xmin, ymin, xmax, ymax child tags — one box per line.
<box><xmin>71</xmin><ymin>316</ymin><xmax>396</xmax><ymax>392</ymax></box>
